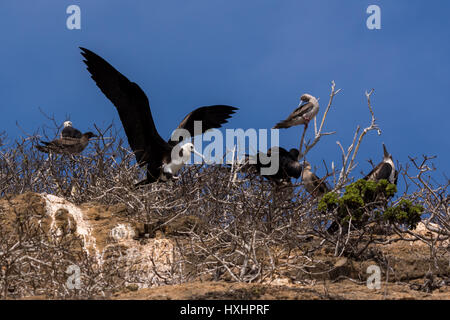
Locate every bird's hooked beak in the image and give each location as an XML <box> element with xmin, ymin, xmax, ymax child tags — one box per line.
<box><xmin>193</xmin><ymin>148</ymin><xmax>205</xmax><ymax>161</ymax></box>
<box><xmin>382</xmin><ymin>143</ymin><xmax>389</xmax><ymax>158</ymax></box>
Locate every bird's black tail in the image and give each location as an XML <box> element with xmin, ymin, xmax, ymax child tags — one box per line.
<box><xmin>36</xmin><ymin>145</ymin><xmax>49</xmax><ymax>153</ymax></box>
<box><xmin>40</xmin><ymin>140</ymin><xmax>51</xmax><ymax>146</ymax></box>
<box><xmin>273</xmin><ymin>120</ymin><xmax>290</xmax><ymax>129</ymax></box>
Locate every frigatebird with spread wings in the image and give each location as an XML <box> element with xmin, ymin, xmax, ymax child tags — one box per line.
<box><xmin>80</xmin><ymin>47</ymin><xmax>238</xmax><ymax>185</ymax></box>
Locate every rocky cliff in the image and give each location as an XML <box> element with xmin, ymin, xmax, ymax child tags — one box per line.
<box><xmin>0</xmin><ymin>192</ymin><xmax>448</xmax><ymax>299</ymax></box>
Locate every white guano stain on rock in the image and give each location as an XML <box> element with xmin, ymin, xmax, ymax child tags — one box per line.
<box><xmin>42</xmin><ymin>193</ymin><xmax>103</xmax><ymax>264</ymax></box>
<box><xmin>39</xmin><ymin>193</ymin><xmax>179</xmax><ymax>288</ymax></box>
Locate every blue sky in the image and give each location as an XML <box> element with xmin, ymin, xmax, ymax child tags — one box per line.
<box><xmin>0</xmin><ymin>0</ymin><xmax>448</xmax><ymax>186</ymax></box>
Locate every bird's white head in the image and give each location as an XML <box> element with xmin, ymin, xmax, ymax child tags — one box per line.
<box><xmin>165</xmin><ymin>142</ymin><xmax>205</xmax><ymax>177</ymax></box>
<box><xmin>177</xmin><ymin>143</ymin><xmax>204</xmax><ymax>164</ymax></box>
<box><xmin>63</xmin><ymin>121</ymin><xmax>73</xmax><ymax>128</ymax></box>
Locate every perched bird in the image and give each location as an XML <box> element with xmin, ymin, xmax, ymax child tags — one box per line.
<box><xmin>36</xmin><ymin>132</ymin><xmax>97</xmax><ymax>154</ymax></box>
<box><xmin>364</xmin><ymin>144</ymin><xmax>398</xmax><ymax>185</ymax></box>
<box><xmin>327</xmin><ymin>144</ymin><xmax>398</xmax><ymax>234</ymax></box>
<box><xmin>273</xmin><ymin>94</ymin><xmax>319</xmax><ymax>129</ymax></box>
<box><xmin>80</xmin><ymin>47</ymin><xmax>238</xmax><ymax>185</ymax></box>
<box><xmin>245</xmin><ymin>147</ymin><xmax>302</xmax><ymax>184</ymax></box>
<box><xmin>301</xmin><ymin>161</ymin><xmax>330</xmax><ymax>198</ymax></box>
<box><xmin>61</xmin><ymin>121</ymin><xmax>82</xmax><ymax>139</ymax></box>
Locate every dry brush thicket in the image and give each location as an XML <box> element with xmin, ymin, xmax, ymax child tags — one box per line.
<box><xmin>0</xmin><ymin>84</ymin><xmax>448</xmax><ymax>299</ymax></box>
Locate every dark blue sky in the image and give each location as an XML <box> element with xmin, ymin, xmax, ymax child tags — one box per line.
<box><xmin>0</xmin><ymin>1</ymin><xmax>448</xmax><ymax>184</ymax></box>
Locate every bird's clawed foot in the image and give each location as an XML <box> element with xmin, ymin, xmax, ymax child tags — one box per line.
<box><xmin>163</xmin><ymin>172</ymin><xmax>180</xmax><ymax>181</ymax></box>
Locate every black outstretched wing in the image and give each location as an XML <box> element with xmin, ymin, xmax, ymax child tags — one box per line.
<box><xmin>168</xmin><ymin>105</ymin><xmax>238</xmax><ymax>146</ymax></box>
<box><xmin>364</xmin><ymin>162</ymin><xmax>392</xmax><ymax>181</ymax></box>
<box><xmin>62</xmin><ymin>126</ymin><xmax>82</xmax><ymax>139</ymax></box>
<box><xmin>80</xmin><ymin>47</ymin><xmax>170</xmax><ymax>166</ymax></box>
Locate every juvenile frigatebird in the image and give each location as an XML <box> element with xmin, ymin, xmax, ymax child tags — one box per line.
<box><xmin>80</xmin><ymin>47</ymin><xmax>238</xmax><ymax>185</ymax></box>
<box><xmin>36</xmin><ymin>132</ymin><xmax>97</xmax><ymax>154</ymax></box>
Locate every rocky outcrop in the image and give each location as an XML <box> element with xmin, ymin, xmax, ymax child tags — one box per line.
<box><xmin>0</xmin><ymin>192</ymin><xmax>179</xmax><ymax>293</ymax></box>
<box><xmin>0</xmin><ymin>192</ymin><xmax>448</xmax><ymax>299</ymax></box>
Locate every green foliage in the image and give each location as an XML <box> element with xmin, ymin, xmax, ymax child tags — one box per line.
<box><xmin>383</xmin><ymin>199</ymin><xmax>423</xmax><ymax>229</ymax></box>
<box><xmin>318</xmin><ymin>192</ymin><xmax>339</xmax><ymax>212</ymax></box>
<box><xmin>318</xmin><ymin>179</ymin><xmax>421</xmax><ymax>230</ymax></box>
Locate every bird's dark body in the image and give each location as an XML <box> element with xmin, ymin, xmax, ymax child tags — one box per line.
<box><xmin>62</xmin><ymin>126</ymin><xmax>82</xmax><ymax>139</ymax></box>
<box><xmin>364</xmin><ymin>162</ymin><xmax>398</xmax><ymax>185</ymax></box>
<box><xmin>36</xmin><ymin>132</ymin><xmax>96</xmax><ymax>154</ymax></box>
<box><xmin>246</xmin><ymin>147</ymin><xmax>302</xmax><ymax>184</ymax></box>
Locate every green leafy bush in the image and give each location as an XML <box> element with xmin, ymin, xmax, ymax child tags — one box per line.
<box><xmin>319</xmin><ymin>179</ymin><xmax>422</xmax><ymax>230</ymax></box>
<box><xmin>383</xmin><ymin>199</ymin><xmax>423</xmax><ymax>229</ymax></box>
